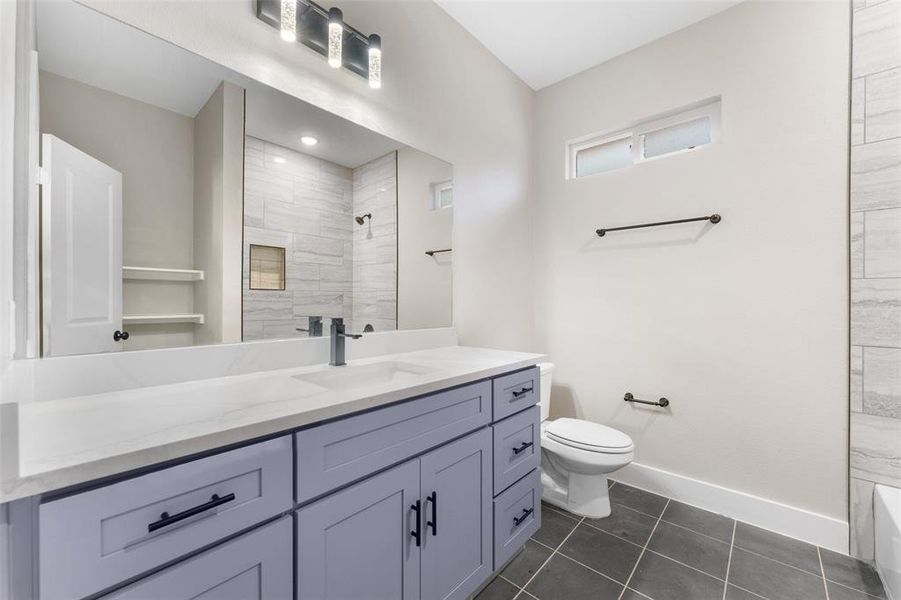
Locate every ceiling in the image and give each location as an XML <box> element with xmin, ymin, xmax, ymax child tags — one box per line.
<box><xmin>436</xmin><ymin>0</ymin><xmax>743</xmax><ymax>90</ymax></box>
<box><xmin>36</xmin><ymin>0</ymin><xmax>402</xmax><ymax>168</ymax></box>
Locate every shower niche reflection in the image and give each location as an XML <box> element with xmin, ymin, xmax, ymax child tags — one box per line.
<box><xmin>26</xmin><ymin>0</ymin><xmax>453</xmax><ymax>357</ymax></box>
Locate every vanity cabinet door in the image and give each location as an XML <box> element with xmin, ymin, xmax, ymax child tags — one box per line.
<box><xmin>419</xmin><ymin>428</ymin><xmax>492</xmax><ymax>600</ymax></box>
<box><xmin>101</xmin><ymin>517</ymin><xmax>293</xmax><ymax>600</ymax></box>
<box><xmin>296</xmin><ymin>460</ymin><xmax>421</xmax><ymax>600</ymax></box>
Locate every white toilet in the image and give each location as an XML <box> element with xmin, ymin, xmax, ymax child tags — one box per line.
<box><xmin>538</xmin><ymin>363</ymin><xmax>634</xmax><ymax>519</ymax></box>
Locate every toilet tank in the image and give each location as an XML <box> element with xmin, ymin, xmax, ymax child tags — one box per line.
<box><xmin>538</xmin><ymin>362</ymin><xmax>555</xmax><ymax>422</ymax></box>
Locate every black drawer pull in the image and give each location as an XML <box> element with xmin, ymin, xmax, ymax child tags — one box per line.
<box><xmin>426</xmin><ymin>491</ymin><xmax>437</xmax><ymax>536</ymax></box>
<box><xmin>513</xmin><ymin>507</ymin><xmax>534</xmax><ymax>527</ymax></box>
<box><xmin>512</xmin><ymin>441</ymin><xmax>534</xmax><ymax>455</ymax></box>
<box><xmin>148</xmin><ymin>493</ymin><xmax>235</xmax><ymax>533</ymax></box>
<box><xmin>411</xmin><ymin>500</ymin><xmax>422</xmax><ymax>547</ymax></box>
<box><xmin>511</xmin><ymin>387</ymin><xmax>533</xmax><ymax>399</ymax></box>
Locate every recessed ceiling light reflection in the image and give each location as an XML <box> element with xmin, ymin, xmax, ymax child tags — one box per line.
<box><xmin>301</xmin><ymin>136</ymin><xmax>319</xmax><ymax>146</ymax></box>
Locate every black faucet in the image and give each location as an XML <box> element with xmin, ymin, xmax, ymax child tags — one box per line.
<box><xmin>329</xmin><ymin>318</ymin><xmax>362</xmax><ymax>366</ymax></box>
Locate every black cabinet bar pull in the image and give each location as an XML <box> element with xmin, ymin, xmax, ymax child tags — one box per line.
<box><xmin>512</xmin><ymin>441</ymin><xmax>534</xmax><ymax>455</ymax></box>
<box><xmin>411</xmin><ymin>500</ymin><xmax>422</xmax><ymax>547</ymax></box>
<box><xmin>511</xmin><ymin>387</ymin><xmax>533</xmax><ymax>398</ymax></box>
<box><xmin>148</xmin><ymin>493</ymin><xmax>235</xmax><ymax>533</ymax></box>
<box><xmin>513</xmin><ymin>507</ymin><xmax>534</xmax><ymax>527</ymax></box>
<box><xmin>426</xmin><ymin>491</ymin><xmax>437</xmax><ymax>536</ymax></box>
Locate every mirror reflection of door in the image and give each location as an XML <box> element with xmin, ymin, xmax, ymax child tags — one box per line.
<box><xmin>41</xmin><ymin>134</ymin><xmax>123</xmax><ymax>356</ymax></box>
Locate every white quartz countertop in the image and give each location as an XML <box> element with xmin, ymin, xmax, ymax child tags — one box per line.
<box><xmin>1</xmin><ymin>346</ymin><xmax>543</xmax><ymax>503</ymax></box>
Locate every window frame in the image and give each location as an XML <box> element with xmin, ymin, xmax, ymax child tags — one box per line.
<box><xmin>565</xmin><ymin>97</ymin><xmax>721</xmax><ymax>180</ymax></box>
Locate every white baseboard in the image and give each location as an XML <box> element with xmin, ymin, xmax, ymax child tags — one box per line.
<box><xmin>615</xmin><ymin>462</ymin><xmax>849</xmax><ymax>554</ymax></box>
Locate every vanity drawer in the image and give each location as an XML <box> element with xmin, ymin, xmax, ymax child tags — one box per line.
<box><xmin>39</xmin><ymin>436</ymin><xmax>293</xmax><ymax>600</ymax></box>
<box><xmin>101</xmin><ymin>517</ymin><xmax>293</xmax><ymax>600</ymax></box>
<box><xmin>492</xmin><ymin>367</ymin><xmax>539</xmax><ymax>421</ymax></box>
<box><xmin>296</xmin><ymin>380</ymin><xmax>492</xmax><ymax>502</ymax></box>
<box><xmin>493</xmin><ymin>469</ymin><xmax>542</xmax><ymax>569</ymax></box>
<box><xmin>493</xmin><ymin>405</ymin><xmax>541</xmax><ymax>495</ymax></box>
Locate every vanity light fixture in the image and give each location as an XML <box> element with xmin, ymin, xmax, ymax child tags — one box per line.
<box><xmin>368</xmin><ymin>34</ymin><xmax>381</xmax><ymax>89</ymax></box>
<box><xmin>257</xmin><ymin>0</ymin><xmax>382</xmax><ymax>88</ymax></box>
<box><xmin>300</xmin><ymin>136</ymin><xmax>318</xmax><ymax>146</ymax></box>
<box><xmin>328</xmin><ymin>8</ymin><xmax>343</xmax><ymax>68</ymax></box>
<box><xmin>280</xmin><ymin>0</ymin><xmax>297</xmax><ymax>42</ymax></box>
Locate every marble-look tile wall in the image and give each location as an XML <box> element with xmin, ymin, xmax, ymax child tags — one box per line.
<box><xmin>352</xmin><ymin>153</ymin><xmax>398</xmax><ymax>333</ymax></box>
<box><xmin>243</xmin><ymin>137</ymin><xmax>355</xmax><ymax>340</ymax></box>
<box><xmin>849</xmin><ymin>0</ymin><xmax>901</xmax><ymax>560</ymax></box>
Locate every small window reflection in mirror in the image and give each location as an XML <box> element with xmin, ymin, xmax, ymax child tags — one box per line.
<box><xmin>431</xmin><ymin>180</ymin><xmax>453</xmax><ymax>210</ymax></box>
<box><xmin>249</xmin><ymin>244</ymin><xmax>286</xmax><ymax>290</ymax></box>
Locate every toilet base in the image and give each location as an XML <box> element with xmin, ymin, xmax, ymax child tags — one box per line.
<box><xmin>540</xmin><ymin>466</ymin><xmax>612</xmax><ymax>519</ymax></box>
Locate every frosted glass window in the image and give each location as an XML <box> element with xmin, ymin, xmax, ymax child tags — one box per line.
<box><xmin>249</xmin><ymin>244</ymin><xmax>286</xmax><ymax>290</ymax></box>
<box><xmin>566</xmin><ymin>97</ymin><xmax>720</xmax><ymax>179</ymax></box>
<box><xmin>575</xmin><ymin>137</ymin><xmax>632</xmax><ymax>177</ymax></box>
<box><xmin>431</xmin><ymin>181</ymin><xmax>453</xmax><ymax>210</ymax></box>
<box><xmin>642</xmin><ymin>117</ymin><xmax>711</xmax><ymax>159</ymax></box>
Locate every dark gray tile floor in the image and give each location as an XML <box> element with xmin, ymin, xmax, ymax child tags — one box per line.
<box><xmin>475</xmin><ymin>481</ymin><xmax>887</xmax><ymax>600</ymax></box>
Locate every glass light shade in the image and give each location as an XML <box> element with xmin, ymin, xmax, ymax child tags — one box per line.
<box><xmin>328</xmin><ymin>8</ymin><xmax>343</xmax><ymax>68</ymax></box>
<box><xmin>368</xmin><ymin>34</ymin><xmax>381</xmax><ymax>89</ymax></box>
<box><xmin>280</xmin><ymin>0</ymin><xmax>296</xmax><ymax>42</ymax></box>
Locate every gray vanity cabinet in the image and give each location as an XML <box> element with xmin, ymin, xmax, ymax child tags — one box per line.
<box><xmin>15</xmin><ymin>366</ymin><xmax>541</xmax><ymax>600</ymax></box>
<box><xmin>102</xmin><ymin>517</ymin><xmax>293</xmax><ymax>600</ymax></box>
<box><xmin>296</xmin><ymin>460</ymin><xmax>421</xmax><ymax>600</ymax></box>
<box><xmin>420</xmin><ymin>428</ymin><xmax>492</xmax><ymax>600</ymax></box>
<box><xmin>296</xmin><ymin>428</ymin><xmax>492</xmax><ymax>600</ymax></box>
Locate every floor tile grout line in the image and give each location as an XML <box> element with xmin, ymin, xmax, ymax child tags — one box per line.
<box><xmin>626</xmin><ymin>588</ymin><xmax>655</xmax><ymax>600</ymax></box>
<box><xmin>515</xmin><ymin>516</ymin><xmax>585</xmax><ymax>599</ymax></box>
<box><xmin>731</xmin><ymin>544</ymin><xmax>826</xmax><ymax>580</ymax></box>
<box><xmin>823</xmin><ymin>577</ymin><xmax>887</xmax><ymax>599</ymax></box>
<box><xmin>722</xmin><ymin>521</ymin><xmax>737</xmax><ymax>600</ymax></box>
<box><xmin>581</xmin><ymin>509</ymin><xmax>734</xmax><ymax>549</ymax></box>
<box><xmin>655</xmin><ymin>516</ymin><xmax>735</xmax><ymax>545</ymax></box>
<box><xmin>553</xmin><ymin>546</ymin><xmax>636</xmax><ymax>588</ymax></box>
<box><xmin>817</xmin><ymin>547</ymin><xmax>831</xmax><ymax>600</ymax></box>
<box><xmin>500</xmin><ymin>574</ymin><xmax>538</xmax><ymax>600</ymax></box>
<box><xmin>639</xmin><ymin>547</ymin><xmax>728</xmax><ymax>583</ymax></box>
<box><xmin>530</xmin><ymin>538</ymin><xmax>555</xmax><ymax>552</ymax></box>
<box><xmin>728</xmin><ymin>583</ymin><xmax>769</xmax><ymax>599</ymax></box>
<box><xmin>617</xmin><ymin>499</ymin><xmax>670</xmax><ymax>600</ymax></box>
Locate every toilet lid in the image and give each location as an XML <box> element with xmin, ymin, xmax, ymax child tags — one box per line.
<box><xmin>545</xmin><ymin>418</ymin><xmax>634</xmax><ymax>453</ymax></box>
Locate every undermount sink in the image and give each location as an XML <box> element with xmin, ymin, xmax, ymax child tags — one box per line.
<box><xmin>293</xmin><ymin>361</ymin><xmax>436</xmax><ymax>391</ymax></box>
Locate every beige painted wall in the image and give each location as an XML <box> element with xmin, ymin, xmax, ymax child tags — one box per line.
<box><xmin>81</xmin><ymin>0</ymin><xmax>535</xmax><ymax>352</ymax></box>
<box><xmin>194</xmin><ymin>81</ymin><xmax>244</xmax><ymax>346</ymax></box>
<box><xmin>533</xmin><ymin>0</ymin><xmax>850</xmax><ymax>520</ymax></box>
<box><xmin>398</xmin><ymin>147</ymin><xmax>453</xmax><ymax>330</ymax></box>
<box><xmin>39</xmin><ymin>70</ymin><xmax>196</xmax><ymax>350</ymax></box>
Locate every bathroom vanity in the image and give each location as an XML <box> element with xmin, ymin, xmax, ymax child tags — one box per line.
<box><xmin>2</xmin><ymin>346</ymin><xmax>543</xmax><ymax>599</ymax></box>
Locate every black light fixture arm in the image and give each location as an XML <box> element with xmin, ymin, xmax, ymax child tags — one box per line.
<box><xmin>596</xmin><ymin>214</ymin><xmax>721</xmax><ymax>237</ymax></box>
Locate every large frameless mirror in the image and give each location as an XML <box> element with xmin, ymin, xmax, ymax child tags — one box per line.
<box><xmin>24</xmin><ymin>0</ymin><xmax>453</xmax><ymax>356</ymax></box>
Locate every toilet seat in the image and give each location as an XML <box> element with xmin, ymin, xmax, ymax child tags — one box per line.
<box><xmin>545</xmin><ymin>418</ymin><xmax>634</xmax><ymax>454</ymax></box>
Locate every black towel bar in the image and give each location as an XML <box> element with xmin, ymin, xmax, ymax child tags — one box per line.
<box><xmin>623</xmin><ymin>392</ymin><xmax>670</xmax><ymax>408</ymax></box>
<box><xmin>597</xmin><ymin>214</ymin><xmax>721</xmax><ymax>237</ymax></box>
